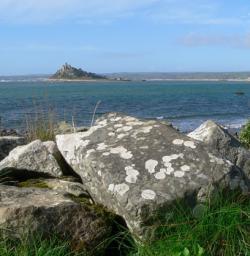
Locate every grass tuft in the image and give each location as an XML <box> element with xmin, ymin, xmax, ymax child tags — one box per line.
<box><xmin>25</xmin><ymin>106</ymin><xmax>56</xmax><ymax>142</ymax></box>
<box><xmin>239</xmin><ymin>120</ymin><xmax>250</xmax><ymax>148</ymax></box>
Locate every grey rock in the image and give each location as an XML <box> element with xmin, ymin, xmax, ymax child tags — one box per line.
<box><xmin>0</xmin><ymin>140</ymin><xmax>63</xmax><ymax>178</ymax></box>
<box><xmin>0</xmin><ymin>136</ymin><xmax>26</xmax><ymax>161</ymax></box>
<box><xmin>0</xmin><ymin>185</ymin><xmax>112</xmax><ymax>251</ymax></box>
<box><xmin>188</xmin><ymin>120</ymin><xmax>250</xmax><ymax>178</ymax></box>
<box><xmin>56</xmin><ymin>113</ymin><xmax>248</xmax><ymax>239</ymax></box>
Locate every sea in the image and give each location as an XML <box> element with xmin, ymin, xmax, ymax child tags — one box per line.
<box><xmin>0</xmin><ymin>79</ymin><xmax>249</xmax><ymax>133</ymax></box>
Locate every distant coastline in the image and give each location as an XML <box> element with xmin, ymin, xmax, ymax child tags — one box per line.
<box><xmin>46</xmin><ymin>78</ymin><xmax>250</xmax><ymax>83</ymax></box>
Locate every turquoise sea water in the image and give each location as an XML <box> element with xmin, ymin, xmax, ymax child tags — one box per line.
<box><xmin>0</xmin><ymin>80</ymin><xmax>249</xmax><ymax>132</ymax></box>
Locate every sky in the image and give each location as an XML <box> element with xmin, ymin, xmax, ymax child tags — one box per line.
<box><xmin>1</xmin><ymin>0</ymin><xmax>250</xmax><ymax>75</ymax></box>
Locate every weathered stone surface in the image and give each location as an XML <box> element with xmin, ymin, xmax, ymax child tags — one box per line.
<box><xmin>0</xmin><ymin>185</ymin><xmax>112</xmax><ymax>251</ymax></box>
<box><xmin>56</xmin><ymin>113</ymin><xmax>248</xmax><ymax>239</ymax></box>
<box><xmin>188</xmin><ymin>120</ymin><xmax>250</xmax><ymax>178</ymax></box>
<box><xmin>0</xmin><ymin>136</ymin><xmax>26</xmax><ymax>161</ymax></box>
<box><xmin>0</xmin><ymin>140</ymin><xmax>63</xmax><ymax>177</ymax></box>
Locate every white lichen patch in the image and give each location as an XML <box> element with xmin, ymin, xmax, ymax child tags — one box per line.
<box><xmin>126</xmin><ymin>121</ymin><xmax>143</xmax><ymax>126</ymax></box>
<box><xmin>117</xmin><ymin>126</ymin><xmax>132</xmax><ymax>133</ymax></box>
<box><xmin>181</xmin><ymin>165</ymin><xmax>191</xmax><ymax>172</ymax></box>
<box><xmin>172</xmin><ymin>139</ymin><xmax>184</xmax><ymax>145</ymax></box>
<box><xmin>145</xmin><ymin>159</ymin><xmax>158</xmax><ymax>174</ymax></box>
<box><xmin>162</xmin><ymin>153</ymin><xmax>184</xmax><ymax>170</ymax></box>
<box><xmin>208</xmin><ymin>153</ymin><xmax>225</xmax><ymax>164</ymax></box>
<box><xmin>114</xmin><ymin>124</ymin><xmax>123</xmax><ymax>128</ymax></box>
<box><xmin>155</xmin><ymin>169</ymin><xmax>166</xmax><ymax>180</ymax></box>
<box><xmin>110</xmin><ymin>146</ymin><xmax>133</xmax><ymax>159</ymax></box>
<box><xmin>125</xmin><ymin>166</ymin><xmax>140</xmax><ymax>183</ymax></box>
<box><xmin>184</xmin><ymin>141</ymin><xmax>196</xmax><ymax>149</ymax></box>
<box><xmin>117</xmin><ymin>134</ymin><xmax>126</xmax><ymax>139</ymax></box>
<box><xmin>108</xmin><ymin>132</ymin><xmax>115</xmax><ymax>136</ymax></box>
<box><xmin>174</xmin><ymin>171</ymin><xmax>185</xmax><ymax>178</ymax></box>
<box><xmin>140</xmin><ymin>126</ymin><xmax>153</xmax><ymax>133</ymax></box>
<box><xmin>197</xmin><ymin>173</ymin><xmax>208</xmax><ymax>180</ymax></box>
<box><xmin>124</xmin><ymin>116</ymin><xmax>138</xmax><ymax>122</ymax></box>
<box><xmin>108</xmin><ymin>184</ymin><xmax>115</xmax><ymax>192</ymax></box>
<box><xmin>97</xmin><ymin>143</ymin><xmax>108</xmax><ymax>151</ymax></box>
<box><xmin>97</xmin><ymin>120</ymin><xmax>108</xmax><ymax>127</ymax></box>
<box><xmin>102</xmin><ymin>152</ymin><xmax>110</xmax><ymax>156</ymax></box>
<box><xmin>141</xmin><ymin>190</ymin><xmax>156</xmax><ymax>200</ymax></box>
<box><xmin>86</xmin><ymin>149</ymin><xmax>95</xmax><ymax>158</ymax></box>
<box><xmin>166</xmin><ymin>166</ymin><xmax>174</xmax><ymax>175</ymax></box>
<box><xmin>110</xmin><ymin>117</ymin><xmax>122</xmax><ymax>122</ymax></box>
<box><xmin>140</xmin><ymin>145</ymin><xmax>149</xmax><ymax>149</ymax></box>
<box><xmin>162</xmin><ymin>154</ymin><xmax>184</xmax><ymax>163</ymax></box>
<box><xmin>108</xmin><ymin>183</ymin><xmax>130</xmax><ymax>196</ymax></box>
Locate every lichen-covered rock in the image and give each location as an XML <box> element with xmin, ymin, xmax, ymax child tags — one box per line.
<box><xmin>0</xmin><ymin>185</ymin><xmax>112</xmax><ymax>252</ymax></box>
<box><xmin>0</xmin><ymin>140</ymin><xmax>63</xmax><ymax>178</ymax></box>
<box><xmin>188</xmin><ymin>120</ymin><xmax>250</xmax><ymax>178</ymax></box>
<box><xmin>56</xmin><ymin>113</ymin><xmax>249</xmax><ymax>239</ymax></box>
<box><xmin>0</xmin><ymin>136</ymin><xmax>26</xmax><ymax>161</ymax></box>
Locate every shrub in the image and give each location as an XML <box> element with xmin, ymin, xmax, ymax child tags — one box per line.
<box><xmin>239</xmin><ymin>120</ymin><xmax>250</xmax><ymax>148</ymax></box>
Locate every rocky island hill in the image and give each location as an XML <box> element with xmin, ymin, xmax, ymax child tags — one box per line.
<box><xmin>50</xmin><ymin>63</ymin><xmax>107</xmax><ymax>80</ymax></box>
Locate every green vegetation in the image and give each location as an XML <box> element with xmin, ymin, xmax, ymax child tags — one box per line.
<box><xmin>25</xmin><ymin>107</ymin><xmax>56</xmax><ymax>142</ymax></box>
<box><xmin>239</xmin><ymin>120</ymin><xmax>250</xmax><ymax>148</ymax></box>
<box><xmin>18</xmin><ymin>179</ymin><xmax>50</xmax><ymax>189</ymax></box>
<box><xmin>0</xmin><ymin>236</ymin><xmax>84</xmax><ymax>256</ymax></box>
<box><xmin>127</xmin><ymin>191</ymin><xmax>250</xmax><ymax>256</ymax></box>
<box><xmin>0</xmin><ymin>191</ymin><xmax>249</xmax><ymax>256</ymax></box>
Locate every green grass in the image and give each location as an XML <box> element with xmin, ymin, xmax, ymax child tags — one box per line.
<box><xmin>0</xmin><ymin>236</ymin><xmax>86</xmax><ymax>256</ymax></box>
<box><xmin>240</xmin><ymin>120</ymin><xmax>250</xmax><ymax>148</ymax></box>
<box><xmin>127</xmin><ymin>191</ymin><xmax>250</xmax><ymax>256</ymax></box>
<box><xmin>0</xmin><ymin>191</ymin><xmax>249</xmax><ymax>256</ymax></box>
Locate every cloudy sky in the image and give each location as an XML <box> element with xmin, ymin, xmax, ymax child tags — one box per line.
<box><xmin>1</xmin><ymin>0</ymin><xmax>250</xmax><ymax>75</ymax></box>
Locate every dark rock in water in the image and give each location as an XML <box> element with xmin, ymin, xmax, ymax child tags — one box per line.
<box><xmin>0</xmin><ymin>128</ymin><xmax>21</xmax><ymax>137</ymax></box>
<box><xmin>188</xmin><ymin>120</ymin><xmax>250</xmax><ymax>179</ymax></box>
<box><xmin>56</xmin><ymin>113</ymin><xmax>248</xmax><ymax>240</ymax></box>
<box><xmin>234</xmin><ymin>91</ymin><xmax>245</xmax><ymax>96</ymax></box>
<box><xmin>0</xmin><ymin>185</ymin><xmax>112</xmax><ymax>252</ymax></box>
<box><xmin>0</xmin><ymin>136</ymin><xmax>26</xmax><ymax>161</ymax></box>
<box><xmin>50</xmin><ymin>63</ymin><xmax>106</xmax><ymax>80</ymax></box>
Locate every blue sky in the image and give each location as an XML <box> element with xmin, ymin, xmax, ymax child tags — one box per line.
<box><xmin>1</xmin><ymin>0</ymin><xmax>250</xmax><ymax>75</ymax></box>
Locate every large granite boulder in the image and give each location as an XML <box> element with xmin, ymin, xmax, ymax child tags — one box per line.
<box><xmin>0</xmin><ymin>185</ymin><xmax>112</xmax><ymax>252</ymax></box>
<box><xmin>0</xmin><ymin>140</ymin><xmax>63</xmax><ymax>178</ymax></box>
<box><xmin>0</xmin><ymin>136</ymin><xmax>26</xmax><ymax>161</ymax></box>
<box><xmin>188</xmin><ymin>120</ymin><xmax>250</xmax><ymax>178</ymax></box>
<box><xmin>56</xmin><ymin>113</ymin><xmax>248</xmax><ymax>239</ymax></box>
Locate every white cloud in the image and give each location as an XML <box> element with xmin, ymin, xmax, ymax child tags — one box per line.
<box><xmin>0</xmin><ymin>0</ymin><xmax>249</xmax><ymax>26</ymax></box>
<box><xmin>0</xmin><ymin>0</ymin><xmax>158</xmax><ymax>24</ymax></box>
<box><xmin>180</xmin><ymin>33</ymin><xmax>250</xmax><ymax>48</ymax></box>
<box><xmin>147</xmin><ymin>0</ymin><xmax>250</xmax><ymax>25</ymax></box>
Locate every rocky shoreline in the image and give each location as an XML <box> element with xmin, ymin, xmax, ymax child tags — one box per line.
<box><xmin>0</xmin><ymin>113</ymin><xmax>249</xmax><ymax>253</ymax></box>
